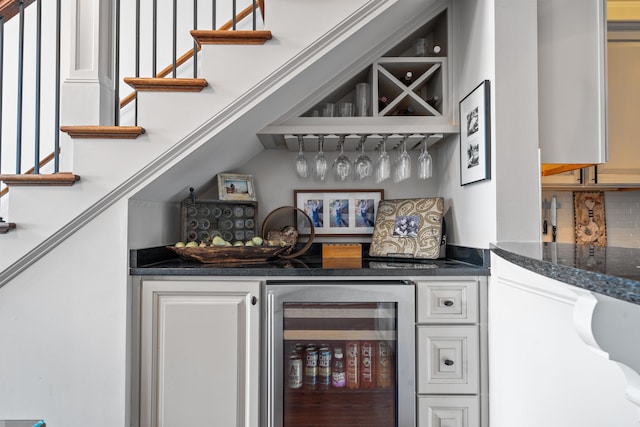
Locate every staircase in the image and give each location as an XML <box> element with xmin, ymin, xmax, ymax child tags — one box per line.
<box><xmin>0</xmin><ymin>0</ymin><xmax>441</xmax><ymax>425</ymax></box>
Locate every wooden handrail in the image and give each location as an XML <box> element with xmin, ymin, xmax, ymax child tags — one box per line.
<box><xmin>120</xmin><ymin>2</ymin><xmax>263</xmax><ymax>109</ymax></box>
<box><xmin>0</xmin><ymin>0</ymin><xmax>36</xmax><ymax>22</ymax></box>
<box><xmin>0</xmin><ymin>149</ymin><xmax>59</xmax><ymax>197</ymax></box>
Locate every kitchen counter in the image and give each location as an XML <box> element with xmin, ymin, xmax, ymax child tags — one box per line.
<box><xmin>491</xmin><ymin>242</ymin><xmax>640</xmax><ymax>304</ymax></box>
<box><xmin>130</xmin><ymin>244</ymin><xmax>490</xmax><ymax>277</ymax></box>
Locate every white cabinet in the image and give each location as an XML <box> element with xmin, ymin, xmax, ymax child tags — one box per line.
<box><xmin>415</xmin><ymin>278</ymin><xmax>487</xmax><ymax>427</ymax></box>
<box><xmin>538</xmin><ymin>0</ymin><xmax>607</xmax><ymax>165</ymax></box>
<box><xmin>136</xmin><ymin>279</ymin><xmax>261</xmax><ymax>427</ymax></box>
<box><xmin>598</xmin><ymin>30</ymin><xmax>640</xmax><ymax>185</ymax></box>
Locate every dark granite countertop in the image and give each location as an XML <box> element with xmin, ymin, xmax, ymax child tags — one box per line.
<box><xmin>491</xmin><ymin>242</ymin><xmax>640</xmax><ymax>305</ymax></box>
<box><xmin>130</xmin><ymin>244</ymin><xmax>490</xmax><ymax>277</ymax></box>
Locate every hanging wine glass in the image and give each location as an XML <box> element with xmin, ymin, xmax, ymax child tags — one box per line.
<box><xmin>394</xmin><ymin>134</ymin><xmax>411</xmax><ymax>183</ymax></box>
<box><xmin>418</xmin><ymin>135</ymin><xmax>433</xmax><ymax>179</ymax></box>
<box><xmin>294</xmin><ymin>135</ymin><xmax>309</xmax><ymax>179</ymax></box>
<box><xmin>313</xmin><ymin>135</ymin><xmax>328</xmax><ymax>181</ymax></box>
<box><xmin>354</xmin><ymin>134</ymin><xmax>373</xmax><ymax>180</ymax></box>
<box><xmin>375</xmin><ymin>134</ymin><xmax>391</xmax><ymax>183</ymax></box>
<box><xmin>332</xmin><ymin>134</ymin><xmax>352</xmax><ymax>181</ymax></box>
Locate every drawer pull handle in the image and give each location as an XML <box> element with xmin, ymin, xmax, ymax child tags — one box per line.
<box><xmin>443</xmin><ymin>300</ymin><xmax>454</xmax><ymax>307</ymax></box>
<box><xmin>444</xmin><ymin>359</ymin><xmax>454</xmax><ymax>366</ymax></box>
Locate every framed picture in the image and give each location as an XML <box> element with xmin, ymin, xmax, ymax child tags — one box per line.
<box><xmin>459</xmin><ymin>80</ymin><xmax>491</xmax><ymax>185</ymax></box>
<box><xmin>216</xmin><ymin>173</ymin><xmax>256</xmax><ymax>201</ymax></box>
<box><xmin>294</xmin><ymin>189</ymin><xmax>384</xmax><ymax>236</ymax></box>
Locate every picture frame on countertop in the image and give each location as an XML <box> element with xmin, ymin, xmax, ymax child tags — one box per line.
<box><xmin>459</xmin><ymin>79</ymin><xmax>491</xmax><ymax>186</ymax></box>
<box><xmin>294</xmin><ymin>189</ymin><xmax>384</xmax><ymax>236</ymax></box>
<box><xmin>216</xmin><ymin>173</ymin><xmax>257</xmax><ymax>201</ymax></box>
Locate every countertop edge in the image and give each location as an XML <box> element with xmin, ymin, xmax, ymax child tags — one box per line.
<box><xmin>490</xmin><ymin>243</ymin><xmax>640</xmax><ymax>305</ymax></box>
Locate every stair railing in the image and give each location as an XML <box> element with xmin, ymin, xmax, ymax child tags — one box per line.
<box><xmin>0</xmin><ymin>0</ymin><xmax>264</xmax><ymax>214</ymax></box>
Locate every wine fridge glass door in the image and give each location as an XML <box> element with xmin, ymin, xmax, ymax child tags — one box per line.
<box><xmin>263</xmin><ymin>281</ymin><xmax>415</xmax><ymax>427</ymax></box>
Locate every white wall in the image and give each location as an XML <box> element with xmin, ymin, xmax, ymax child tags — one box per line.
<box><xmin>0</xmin><ymin>199</ymin><xmax>130</xmax><ymax>426</ymax></box>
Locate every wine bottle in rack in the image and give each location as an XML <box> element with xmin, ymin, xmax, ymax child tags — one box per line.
<box><xmin>427</xmin><ymin>95</ymin><xmax>442</xmax><ymax>108</ymax></box>
<box><xmin>378</xmin><ymin>96</ymin><xmax>388</xmax><ymax>113</ymax></box>
<box><xmin>402</xmin><ymin>71</ymin><xmax>413</xmax><ymax>85</ymax></box>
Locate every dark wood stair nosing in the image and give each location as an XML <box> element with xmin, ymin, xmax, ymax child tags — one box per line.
<box><xmin>123</xmin><ymin>77</ymin><xmax>208</xmax><ymax>92</ymax></box>
<box><xmin>0</xmin><ymin>172</ymin><xmax>81</xmax><ymax>187</ymax></box>
<box><xmin>60</xmin><ymin>125</ymin><xmax>145</xmax><ymax>139</ymax></box>
<box><xmin>191</xmin><ymin>29</ymin><xmax>272</xmax><ymax>46</ymax></box>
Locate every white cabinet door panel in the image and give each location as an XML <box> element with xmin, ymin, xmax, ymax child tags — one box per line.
<box><xmin>140</xmin><ymin>280</ymin><xmax>260</xmax><ymax>427</ymax></box>
<box><xmin>416</xmin><ymin>280</ymin><xmax>478</xmax><ymax>324</ymax></box>
<box><xmin>417</xmin><ymin>326</ymin><xmax>479</xmax><ymax>394</ymax></box>
<box><xmin>418</xmin><ymin>396</ymin><xmax>480</xmax><ymax>427</ymax></box>
<box><xmin>538</xmin><ymin>0</ymin><xmax>607</xmax><ymax>164</ymax></box>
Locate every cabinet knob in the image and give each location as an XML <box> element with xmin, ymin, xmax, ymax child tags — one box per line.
<box><xmin>444</xmin><ymin>359</ymin><xmax>454</xmax><ymax>366</ymax></box>
<box><xmin>443</xmin><ymin>300</ymin><xmax>454</xmax><ymax>307</ymax></box>
<box><xmin>251</xmin><ymin>296</ymin><xmax>258</xmax><ymax>305</ymax></box>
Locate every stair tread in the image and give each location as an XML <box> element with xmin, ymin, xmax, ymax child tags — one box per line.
<box><xmin>0</xmin><ymin>172</ymin><xmax>81</xmax><ymax>186</ymax></box>
<box><xmin>60</xmin><ymin>125</ymin><xmax>145</xmax><ymax>139</ymax></box>
<box><xmin>123</xmin><ymin>77</ymin><xmax>208</xmax><ymax>92</ymax></box>
<box><xmin>191</xmin><ymin>29</ymin><xmax>272</xmax><ymax>45</ymax></box>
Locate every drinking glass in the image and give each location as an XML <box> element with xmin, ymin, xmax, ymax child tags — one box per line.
<box><xmin>417</xmin><ymin>136</ymin><xmax>433</xmax><ymax>179</ymax></box>
<box><xmin>313</xmin><ymin>135</ymin><xmax>328</xmax><ymax>182</ymax></box>
<box><xmin>332</xmin><ymin>134</ymin><xmax>352</xmax><ymax>181</ymax></box>
<box><xmin>375</xmin><ymin>134</ymin><xmax>391</xmax><ymax>183</ymax></box>
<box><xmin>394</xmin><ymin>134</ymin><xmax>411</xmax><ymax>183</ymax></box>
<box><xmin>354</xmin><ymin>134</ymin><xmax>373</xmax><ymax>180</ymax></box>
<box><xmin>295</xmin><ymin>135</ymin><xmax>309</xmax><ymax>179</ymax></box>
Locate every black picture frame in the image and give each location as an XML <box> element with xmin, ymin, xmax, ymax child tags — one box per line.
<box><xmin>459</xmin><ymin>80</ymin><xmax>491</xmax><ymax>185</ymax></box>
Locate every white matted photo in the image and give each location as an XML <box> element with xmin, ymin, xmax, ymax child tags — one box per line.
<box><xmin>459</xmin><ymin>80</ymin><xmax>491</xmax><ymax>185</ymax></box>
<box><xmin>294</xmin><ymin>189</ymin><xmax>384</xmax><ymax>236</ymax></box>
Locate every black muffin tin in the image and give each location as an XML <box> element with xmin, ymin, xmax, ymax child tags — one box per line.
<box><xmin>180</xmin><ymin>198</ymin><xmax>258</xmax><ymax>244</ymax></box>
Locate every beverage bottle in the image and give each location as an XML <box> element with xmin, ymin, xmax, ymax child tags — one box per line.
<box><xmin>402</xmin><ymin>71</ymin><xmax>413</xmax><ymax>85</ymax></box>
<box><xmin>377</xmin><ymin>341</ymin><xmax>392</xmax><ymax>389</ymax></box>
<box><xmin>346</xmin><ymin>341</ymin><xmax>360</xmax><ymax>389</ymax></box>
<box><xmin>360</xmin><ymin>341</ymin><xmax>376</xmax><ymax>389</ymax></box>
<box><xmin>331</xmin><ymin>347</ymin><xmax>346</xmax><ymax>388</ymax></box>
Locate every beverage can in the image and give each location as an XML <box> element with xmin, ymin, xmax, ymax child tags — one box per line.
<box><xmin>360</xmin><ymin>341</ymin><xmax>376</xmax><ymax>389</ymax></box>
<box><xmin>288</xmin><ymin>354</ymin><xmax>302</xmax><ymax>389</ymax></box>
<box><xmin>346</xmin><ymin>341</ymin><xmax>360</xmax><ymax>389</ymax></box>
<box><xmin>318</xmin><ymin>346</ymin><xmax>332</xmax><ymax>385</ymax></box>
<box><xmin>377</xmin><ymin>341</ymin><xmax>392</xmax><ymax>389</ymax></box>
<box><xmin>305</xmin><ymin>345</ymin><xmax>318</xmax><ymax>385</ymax></box>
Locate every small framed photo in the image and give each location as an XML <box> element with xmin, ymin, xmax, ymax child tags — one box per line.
<box><xmin>459</xmin><ymin>79</ymin><xmax>491</xmax><ymax>186</ymax></box>
<box><xmin>294</xmin><ymin>189</ymin><xmax>384</xmax><ymax>236</ymax></box>
<box><xmin>216</xmin><ymin>173</ymin><xmax>256</xmax><ymax>201</ymax></box>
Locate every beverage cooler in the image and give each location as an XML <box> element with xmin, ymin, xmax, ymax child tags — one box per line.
<box><xmin>263</xmin><ymin>280</ymin><xmax>416</xmax><ymax>427</ymax></box>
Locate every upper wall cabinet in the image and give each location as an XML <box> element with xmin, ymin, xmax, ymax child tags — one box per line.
<box><xmin>538</xmin><ymin>0</ymin><xmax>607</xmax><ymax>165</ymax></box>
<box><xmin>258</xmin><ymin>3</ymin><xmax>455</xmax><ymax>151</ymax></box>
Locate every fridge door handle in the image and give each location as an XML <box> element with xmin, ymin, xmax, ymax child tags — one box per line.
<box><xmin>266</xmin><ymin>293</ymin><xmax>275</xmax><ymax>427</ymax></box>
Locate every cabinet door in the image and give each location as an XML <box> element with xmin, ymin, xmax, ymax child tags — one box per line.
<box><xmin>599</xmin><ymin>33</ymin><xmax>640</xmax><ymax>185</ymax></box>
<box><xmin>538</xmin><ymin>0</ymin><xmax>607</xmax><ymax>164</ymax></box>
<box><xmin>418</xmin><ymin>396</ymin><xmax>480</xmax><ymax>427</ymax></box>
<box><xmin>416</xmin><ymin>280</ymin><xmax>478</xmax><ymax>324</ymax></box>
<box><xmin>417</xmin><ymin>326</ymin><xmax>479</xmax><ymax>394</ymax></box>
<box><xmin>139</xmin><ymin>280</ymin><xmax>261</xmax><ymax>427</ymax></box>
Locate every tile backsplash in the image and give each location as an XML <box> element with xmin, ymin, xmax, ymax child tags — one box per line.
<box><xmin>541</xmin><ymin>190</ymin><xmax>640</xmax><ymax>248</ymax></box>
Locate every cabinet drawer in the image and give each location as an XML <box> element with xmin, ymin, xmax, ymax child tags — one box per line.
<box><xmin>417</xmin><ymin>326</ymin><xmax>479</xmax><ymax>394</ymax></box>
<box><xmin>418</xmin><ymin>396</ymin><xmax>480</xmax><ymax>427</ymax></box>
<box><xmin>416</xmin><ymin>280</ymin><xmax>478</xmax><ymax>323</ymax></box>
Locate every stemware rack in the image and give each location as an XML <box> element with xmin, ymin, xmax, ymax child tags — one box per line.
<box><xmin>283</xmin><ymin>133</ymin><xmax>444</xmax><ymax>152</ymax></box>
